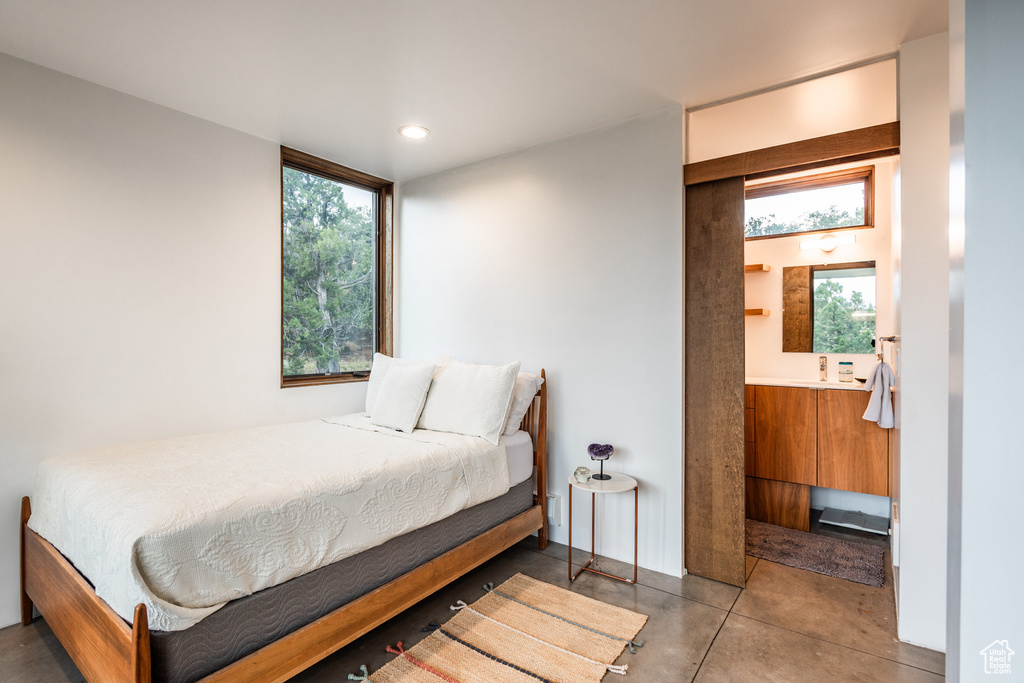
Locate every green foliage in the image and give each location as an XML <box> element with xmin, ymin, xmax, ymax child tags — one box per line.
<box><xmin>813</xmin><ymin>279</ymin><xmax>875</xmax><ymax>354</ymax></box>
<box><xmin>745</xmin><ymin>204</ymin><xmax>864</xmax><ymax>238</ymax></box>
<box><xmin>282</xmin><ymin>168</ymin><xmax>374</xmax><ymax>375</ymax></box>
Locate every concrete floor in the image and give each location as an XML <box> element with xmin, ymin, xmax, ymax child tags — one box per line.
<box><xmin>1</xmin><ymin>534</ymin><xmax>944</xmax><ymax>682</ymax></box>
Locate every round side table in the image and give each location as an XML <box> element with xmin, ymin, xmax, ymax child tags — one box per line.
<box><xmin>567</xmin><ymin>471</ymin><xmax>638</xmax><ymax>584</ymax></box>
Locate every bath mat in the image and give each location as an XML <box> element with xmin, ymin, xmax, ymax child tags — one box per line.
<box><xmin>356</xmin><ymin>573</ymin><xmax>648</xmax><ymax>682</ymax></box>
<box><xmin>745</xmin><ymin>519</ymin><xmax>885</xmax><ymax>587</ymax></box>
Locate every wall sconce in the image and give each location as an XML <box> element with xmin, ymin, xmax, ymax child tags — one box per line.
<box><xmin>799</xmin><ymin>232</ymin><xmax>856</xmax><ymax>252</ymax></box>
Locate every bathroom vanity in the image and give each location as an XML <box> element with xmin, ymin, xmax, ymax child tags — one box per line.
<box><xmin>744</xmin><ymin>378</ymin><xmax>890</xmax><ymax>531</ymax></box>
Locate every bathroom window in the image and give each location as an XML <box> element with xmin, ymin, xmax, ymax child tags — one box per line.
<box><xmin>744</xmin><ymin>167</ymin><xmax>873</xmax><ymax>240</ymax></box>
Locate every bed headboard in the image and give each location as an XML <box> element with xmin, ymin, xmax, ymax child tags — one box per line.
<box><xmin>518</xmin><ymin>369</ymin><xmax>547</xmax><ymax>549</ymax></box>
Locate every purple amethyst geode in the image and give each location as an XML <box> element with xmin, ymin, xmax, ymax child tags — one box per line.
<box><xmin>588</xmin><ymin>443</ymin><xmax>613</xmax><ymax>460</ymax></box>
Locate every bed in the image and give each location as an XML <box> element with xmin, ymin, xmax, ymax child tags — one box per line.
<box><xmin>20</xmin><ymin>366</ymin><xmax>548</xmax><ymax>683</ymax></box>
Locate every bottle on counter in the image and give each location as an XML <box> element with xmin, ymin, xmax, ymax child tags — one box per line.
<box><xmin>839</xmin><ymin>361</ymin><xmax>854</xmax><ymax>383</ymax></box>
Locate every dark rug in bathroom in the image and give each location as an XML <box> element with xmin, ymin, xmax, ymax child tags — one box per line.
<box><xmin>745</xmin><ymin>519</ymin><xmax>884</xmax><ymax>587</ymax></box>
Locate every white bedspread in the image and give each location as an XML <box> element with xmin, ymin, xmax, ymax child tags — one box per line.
<box><xmin>28</xmin><ymin>414</ymin><xmax>509</xmax><ymax>632</ymax></box>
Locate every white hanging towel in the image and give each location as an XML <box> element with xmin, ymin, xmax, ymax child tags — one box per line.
<box><xmin>862</xmin><ymin>361</ymin><xmax>895</xmax><ymax>428</ymax></box>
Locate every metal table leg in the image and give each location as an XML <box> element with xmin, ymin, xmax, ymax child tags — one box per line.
<box><xmin>568</xmin><ymin>484</ymin><xmax>638</xmax><ymax>585</ymax></box>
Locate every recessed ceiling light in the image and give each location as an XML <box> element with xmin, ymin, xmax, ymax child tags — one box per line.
<box><xmin>398</xmin><ymin>125</ymin><xmax>430</xmax><ymax>139</ymax></box>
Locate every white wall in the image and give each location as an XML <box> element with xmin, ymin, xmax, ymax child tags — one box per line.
<box><xmin>890</xmin><ymin>117</ymin><xmax>903</xmax><ymax>605</ymax></box>
<box><xmin>0</xmin><ymin>55</ymin><xmax>368</xmax><ymax>628</ymax></box>
<box><xmin>687</xmin><ymin>59</ymin><xmax>897</xmax><ymax>163</ymax></box>
<box><xmin>398</xmin><ymin>109</ymin><xmax>684</xmax><ymax>577</ymax></box>
<box><xmin>948</xmin><ymin>3</ymin><xmax>1024</xmax><ymax>680</ymax></box>
<box><xmin>893</xmin><ymin>32</ymin><xmax>950</xmax><ymax>653</ymax></box>
<box><xmin>807</xmin><ymin>488</ymin><xmax>890</xmax><ymax>519</ymax></box>
<box><xmin>743</xmin><ymin>158</ymin><xmax>897</xmax><ymax>383</ymax></box>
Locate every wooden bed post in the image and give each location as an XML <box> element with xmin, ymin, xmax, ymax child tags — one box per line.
<box><xmin>20</xmin><ymin>497</ymin><xmax>33</xmax><ymax>625</ymax></box>
<box><xmin>22</xmin><ymin>494</ymin><xmax>152</xmax><ymax>682</ymax></box>
<box><xmin>537</xmin><ymin>370</ymin><xmax>548</xmax><ymax>549</ymax></box>
<box><xmin>132</xmin><ymin>604</ymin><xmax>152</xmax><ymax>683</ymax></box>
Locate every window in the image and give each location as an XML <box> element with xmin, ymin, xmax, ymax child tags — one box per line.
<box><xmin>280</xmin><ymin>147</ymin><xmax>393</xmax><ymax>387</ymax></box>
<box><xmin>812</xmin><ymin>263</ymin><xmax>876</xmax><ymax>354</ymax></box>
<box><xmin>744</xmin><ymin>167</ymin><xmax>873</xmax><ymax>240</ymax></box>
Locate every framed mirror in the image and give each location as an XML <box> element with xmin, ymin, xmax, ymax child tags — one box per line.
<box><xmin>783</xmin><ymin>261</ymin><xmax>876</xmax><ymax>353</ymax></box>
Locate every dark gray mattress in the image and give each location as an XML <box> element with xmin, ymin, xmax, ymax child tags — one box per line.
<box><xmin>150</xmin><ymin>479</ymin><xmax>534</xmax><ymax>683</ymax></box>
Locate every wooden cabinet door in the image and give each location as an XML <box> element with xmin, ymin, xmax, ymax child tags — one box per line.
<box><xmin>754</xmin><ymin>386</ymin><xmax>817</xmax><ymax>485</ymax></box>
<box><xmin>744</xmin><ymin>386</ymin><xmax>756</xmax><ymax>475</ymax></box>
<box><xmin>817</xmin><ymin>389</ymin><xmax>889</xmax><ymax>496</ymax></box>
<box><xmin>746</xmin><ymin>476</ymin><xmax>810</xmax><ymax>531</ymax></box>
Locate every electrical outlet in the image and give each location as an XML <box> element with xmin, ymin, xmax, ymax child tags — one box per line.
<box><xmin>546</xmin><ymin>494</ymin><xmax>561</xmax><ymax>526</ymax></box>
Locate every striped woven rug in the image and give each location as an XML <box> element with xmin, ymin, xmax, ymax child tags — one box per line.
<box><xmin>359</xmin><ymin>573</ymin><xmax>648</xmax><ymax>683</ymax></box>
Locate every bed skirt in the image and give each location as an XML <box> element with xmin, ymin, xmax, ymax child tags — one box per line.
<box><xmin>149</xmin><ymin>479</ymin><xmax>535</xmax><ymax>683</ymax></box>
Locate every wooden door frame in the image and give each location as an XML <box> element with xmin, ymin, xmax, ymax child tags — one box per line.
<box><xmin>681</xmin><ymin>122</ymin><xmax>900</xmax><ymax>586</ymax></box>
<box><xmin>684</xmin><ymin>122</ymin><xmax>899</xmax><ymax>186</ymax></box>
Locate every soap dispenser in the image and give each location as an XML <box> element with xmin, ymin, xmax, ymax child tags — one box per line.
<box><xmin>839</xmin><ymin>361</ymin><xmax>854</xmax><ymax>382</ymax></box>
<box><xmin>819</xmin><ymin>356</ymin><xmax>828</xmax><ymax>381</ymax></box>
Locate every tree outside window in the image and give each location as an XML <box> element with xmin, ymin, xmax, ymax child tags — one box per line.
<box><xmin>812</xmin><ymin>273</ymin><xmax>876</xmax><ymax>354</ymax></box>
<box><xmin>280</xmin><ymin>148</ymin><xmax>392</xmax><ymax>387</ymax></box>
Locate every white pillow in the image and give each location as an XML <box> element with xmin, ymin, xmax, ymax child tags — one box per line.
<box><xmin>365</xmin><ymin>353</ymin><xmax>432</xmax><ymax>414</ymax></box>
<box><xmin>369</xmin><ymin>362</ymin><xmax>436</xmax><ymax>433</ymax></box>
<box><xmin>503</xmin><ymin>372</ymin><xmax>545</xmax><ymax>436</ymax></box>
<box><xmin>364</xmin><ymin>353</ymin><xmax>394</xmax><ymax>414</ymax></box>
<box><xmin>417</xmin><ymin>360</ymin><xmax>521</xmax><ymax>445</ymax></box>
<box><xmin>432</xmin><ymin>354</ymin><xmax>454</xmax><ymax>374</ymax></box>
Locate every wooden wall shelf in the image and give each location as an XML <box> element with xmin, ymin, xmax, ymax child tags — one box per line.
<box><xmin>745</xmin><ymin>266</ymin><xmax>770</xmax><ymax>317</ymax></box>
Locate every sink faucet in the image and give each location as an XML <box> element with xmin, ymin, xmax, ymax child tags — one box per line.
<box><xmin>819</xmin><ymin>356</ymin><xmax>828</xmax><ymax>381</ymax></box>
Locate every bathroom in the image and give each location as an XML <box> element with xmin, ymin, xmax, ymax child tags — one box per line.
<box><xmin>684</xmin><ymin>45</ymin><xmax>950</xmax><ymax>652</ymax></box>
<box><xmin>742</xmin><ymin>154</ymin><xmax>897</xmax><ymax>550</ymax></box>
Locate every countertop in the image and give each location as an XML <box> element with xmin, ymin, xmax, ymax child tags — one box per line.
<box><xmin>745</xmin><ymin>376</ymin><xmax>870</xmax><ymax>391</ymax></box>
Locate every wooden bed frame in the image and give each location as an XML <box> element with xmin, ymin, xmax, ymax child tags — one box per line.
<box><xmin>20</xmin><ymin>370</ymin><xmax>548</xmax><ymax>683</ymax></box>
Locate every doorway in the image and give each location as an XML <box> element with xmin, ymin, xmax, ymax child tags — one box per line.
<box><xmin>682</xmin><ymin>122</ymin><xmax>900</xmax><ymax>587</ymax></box>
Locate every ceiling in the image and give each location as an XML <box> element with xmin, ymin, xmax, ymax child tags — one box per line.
<box><xmin>0</xmin><ymin>1</ymin><xmax>946</xmax><ymax>182</ymax></box>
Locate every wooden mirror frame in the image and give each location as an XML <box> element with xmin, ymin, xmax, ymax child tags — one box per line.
<box><xmin>782</xmin><ymin>260</ymin><xmax>876</xmax><ymax>353</ymax></box>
